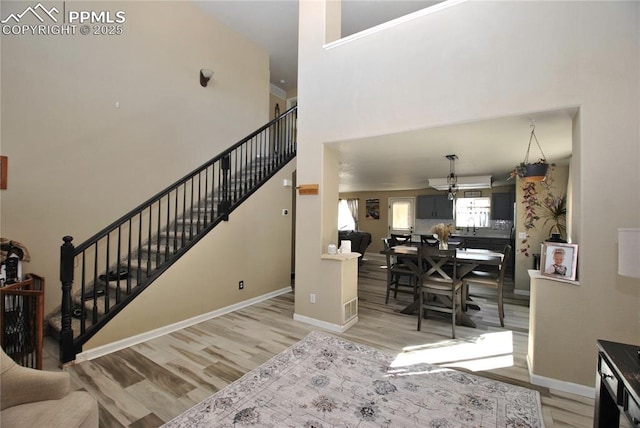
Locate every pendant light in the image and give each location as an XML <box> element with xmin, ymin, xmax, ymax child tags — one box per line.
<box><xmin>446</xmin><ymin>154</ymin><xmax>458</xmax><ymax>200</ymax></box>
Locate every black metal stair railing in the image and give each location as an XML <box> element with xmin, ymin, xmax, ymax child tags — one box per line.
<box><xmin>58</xmin><ymin>106</ymin><xmax>297</xmax><ymax>363</ymax></box>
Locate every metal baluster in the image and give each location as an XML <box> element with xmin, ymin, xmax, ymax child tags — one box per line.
<box><xmin>147</xmin><ymin>205</ymin><xmax>152</xmax><ymax>277</ymax></box>
<box><xmin>105</xmin><ymin>233</ymin><xmax>110</xmax><ymax>314</ymax></box>
<box><xmin>204</xmin><ymin>165</ymin><xmax>210</xmax><ymax>225</ymax></box>
<box><xmin>196</xmin><ymin>172</ymin><xmax>202</xmax><ymax>232</ymax></box>
<box><xmin>127</xmin><ymin>218</ymin><xmax>132</xmax><ymax>295</ymax></box>
<box><xmin>92</xmin><ymin>242</ymin><xmax>98</xmax><ymax>323</ymax></box>
<box><xmin>116</xmin><ymin>226</ymin><xmax>122</xmax><ymax>303</ymax></box>
<box><xmin>137</xmin><ymin>212</ymin><xmax>143</xmax><ymax>283</ymax></box>
<box><xmin>189</xmin><ymin>178</ymin><xmax>194</xmax><ymax>240</ymax></box>
<box><xmin>80</xmin><ymin>250</ymin><xmax>86</xmax><ymax>333</ymax></box>
<box><xmin>181</xmin><ymin>183</ymin><xmax>187</xmax><ymax>247</ymax></box>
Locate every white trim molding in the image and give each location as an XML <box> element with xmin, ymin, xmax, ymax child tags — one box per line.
<box><xmin>74</xmin><ymin>287</ymin><xmax>292</xmax><ymax>363</ymax></box>
<box><xmin>324</xmin><ymin>0</ymin><xmax>467</xmax><ymax>50</ymax></box>
<box><xmin>270</xmin><ymin>83</ymin><xmax>286</xmax><ymax>100</ymax></box>
<box><xmin>293</xmin><ymin>313</ymin><xmax>358</xmax><ymax>333</ymax></box>
<box><xmin>527</xmin><ymin>354</ymin><xmax>595</xmax><ymax>398</ymax></box>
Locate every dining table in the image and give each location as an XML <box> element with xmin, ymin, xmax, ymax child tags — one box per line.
<box><xmin>380</xmin><ymin>245</ymin><xmax>504</xmax><ymax>328</ymax></box>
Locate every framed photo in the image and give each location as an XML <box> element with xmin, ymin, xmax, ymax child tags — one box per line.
<box><xmin>365</xmin><ymin>198</ymin><xmax>380</xmax><ymax>220</ymax></box>
<box><xmin>541</xmin><ymin>242</ymin><xmax>578</xmax><ymax>281</ymax></box>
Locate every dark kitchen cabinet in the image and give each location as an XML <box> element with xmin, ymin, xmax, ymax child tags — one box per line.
<box><xmin>416</xmin><ymin>195</ymin><xmax>453</xmax><ymax>219</ymax></box>
<box><xmin>491</xmin><ymin>192</ymin><xmax>515</xmax><ymax>220</ymax></box>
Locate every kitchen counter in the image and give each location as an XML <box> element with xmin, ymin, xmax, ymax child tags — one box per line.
<box><xmin>415</xmin><ymin>231</ymin><xmax>511</xmax><ymax>240</ymax></box>
<box><xmin>452</xmin><ymin>231</ymin><xmax>512</xmax><ymax>239</ymax></box>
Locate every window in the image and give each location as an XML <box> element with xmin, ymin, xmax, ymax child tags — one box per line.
<box><xmin>338</xmin><ymin>199</ymin><xmax>358</xmax><ymax>231</ymax></box>
<box><xmin>455</xmin><ymin>197</ymin><xmax>491</xmax><ymax>229</ymax></box>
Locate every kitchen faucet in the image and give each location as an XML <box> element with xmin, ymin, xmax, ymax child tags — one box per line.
<box><xmin>467</xmin><ymin>218</ymin><xmax>476</xmax><ymax>235</ymax></box>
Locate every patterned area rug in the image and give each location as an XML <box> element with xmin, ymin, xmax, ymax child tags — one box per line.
<box><xmin>163</xmin><ymin>331</ymin><xmax>544</xmax><ymax>427</ymax></box>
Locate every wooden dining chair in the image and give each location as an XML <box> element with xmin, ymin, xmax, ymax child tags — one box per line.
<box><xmin>461</xmin><ymin>244</ymin><xmax>511</xmax><ymax>327</ymax></box>
<box><xmin>388</xmin><ymin>233</ymin><xmax>415</xmax><ymax>277</ymax></box>
<box><xmin>382</xmin><ymin>238</ymin><xmax>416</xmax><ymax>304</ymax></box>
<box><xmin>417</xmin><ymin>246</ymin><xmax>463</xmax><ymax>338</ymax></box>
<box><xmin>389</xmin><ymin>233</ymin><xmax>412</xmax><ymax>247</ymax></box>
<box><xmin>419</xmin><ymin>234</ymin><xmax>438</xmax><ymax>247</ymax></box>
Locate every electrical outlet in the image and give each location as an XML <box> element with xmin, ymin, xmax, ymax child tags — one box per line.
<box><xmin>310</xmin><ymin>293</ymin><xmax>316</xmax><ymax>304</ymax></box>
<box><xmin>282</xmin><ymin>209</ymin><xmax>289</xmax><ymax>216</ymax></box>
<box><xmin>518</xmin><ymin>232</ymin><xmax>527</xmax><ymax>239</ymax></box>
<box><xmin>239</xmin><ymin>280</ymin><xmax>244</xmax><ymax>290</ymax></box>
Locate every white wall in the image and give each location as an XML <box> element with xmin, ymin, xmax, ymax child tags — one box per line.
<box><xmin>297</xmin><ymin>0</ymin><xmax>639</xmax><ymax>388</ymax></box>
<box><xmin>1</xmin><ymin>1</ymin><xmax>270</xmax><ymax>314</ymax></box>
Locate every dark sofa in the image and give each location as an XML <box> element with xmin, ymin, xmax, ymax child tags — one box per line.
<box><xmin>338</xmin><ymin>230</ymin><xmax>372</xmax><ymax>266</ymax></box>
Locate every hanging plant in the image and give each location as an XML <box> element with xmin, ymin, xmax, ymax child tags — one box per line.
<box><xmin>516</xmin><ymin>164</ymin><xmax>565</xmax><ymax>256</ymax></box>
<box><xmin>509</xmin><ymin>124</ymin><xmax>554</xmax><ymax>256</ymax></box>
<box><xmin>508</xmin><ymin>124</ymin><xmax>549</xmax><ymax>182</ymax></box>
<box><xmin>519</xmin><ymin>181</ymin><xmax>540</xmax><ymax>257</ymax></box>
<box><xmin>510</xmin><ymin>159</ymin><xmax>549</xmax><ymax>182</ymax></box>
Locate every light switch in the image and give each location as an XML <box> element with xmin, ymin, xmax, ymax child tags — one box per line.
<box><xmin>518</xmin><ymin>232</ymin><xmax>527</xmax><ymax>239</ymax></box>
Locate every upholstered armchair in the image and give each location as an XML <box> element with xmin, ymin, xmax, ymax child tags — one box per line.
<box><xmin>1</xmin><ymin>348</ymin><xmax>99</xmax><ymax>428</ymax></box>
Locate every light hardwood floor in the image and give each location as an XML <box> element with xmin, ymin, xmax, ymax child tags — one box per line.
<box><xmin>43</xmin><ymin>255</ymin><xmax>601</xmax><ymax>427</ymax></box>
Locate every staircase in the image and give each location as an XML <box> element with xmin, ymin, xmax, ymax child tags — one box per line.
<box><xmin>48</xmin><ymin>106</ymin><xmax>297</xmax><ymax>363</ymax></box>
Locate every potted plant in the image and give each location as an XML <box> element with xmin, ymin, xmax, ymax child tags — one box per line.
<box><xmin>541</xmin><ymin>193</ymin><xmax>566</xmax><ymax>240</ymax></box>
<box><xmin>508</xmin><ymin>125</ymin><xmax>549</xmax><ymax>182</ymax></box>
<box><xmin>515</xmin><ymin>164</ymin><xmax>566</xmax><ymax>255</ymax></box>
<box><xmin>509</xmin><ymin>159</ymin><xmax>549</xmax><ymax>182</ymax></box>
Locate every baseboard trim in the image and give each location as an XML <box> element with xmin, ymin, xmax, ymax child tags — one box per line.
<box><xmin>75</xmin><ymin>287</ymin><xmax>292</xmax><ymax>362</ymax></box>
<box><xmin>293</xmin><ymin>313</ymin><xmax>358</xmax><ymax>333</ymax></box>
<box><xmin>526</xmin><ymin>354</ymin><xmax>595</xmax><ymax>398</ymax></box>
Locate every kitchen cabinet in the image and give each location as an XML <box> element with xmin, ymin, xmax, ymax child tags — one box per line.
<box><xmin>491</xmin><ymin>192</ymin><xmax>515</xmax><ymax>220</ymax></box>
<box><xmin>416</xmin><ymin>195</ymin><xmax>453</xmax><ymax>219</ymax></box>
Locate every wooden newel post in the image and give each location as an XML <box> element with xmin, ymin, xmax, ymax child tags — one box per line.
<box><xmin>59</xmin><ymin>236</ymin><xmax>76</xmax><ymax>363</ymax></box>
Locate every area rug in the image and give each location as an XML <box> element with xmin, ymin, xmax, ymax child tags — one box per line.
<box><xmin>163</xmin><ymin>331</ymin><xmax>544</xmax><ymax>427</ymax></box>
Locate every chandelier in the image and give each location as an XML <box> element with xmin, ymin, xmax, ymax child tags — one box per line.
<box><xmin>446</xmin><ymin>154</ymin><xmax>458</xmax><ymax>200</ymax></box>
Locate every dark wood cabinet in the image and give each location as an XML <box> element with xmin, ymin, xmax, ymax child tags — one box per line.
<box><xmin>416</xmin><ymin>195</ymin><xmax>453</xmax><ymax>219</ymax></box>
<box><xmin>491</xmin><ymin>192</ymin><xmax>515</xmax><ymax>220</ymax></box>
<box><xmin>595</xmin><ymin>340</ymin><xmax>640</xmax><ymax>427</ymax></box>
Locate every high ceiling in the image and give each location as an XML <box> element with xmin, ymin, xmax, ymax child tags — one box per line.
<box><xmin>195</xmin><ymin>1</ymin><xmax>442</xmax><ymax>92</ymax></box>
<box><xmin>196</xmin><ymin>0</ymin><xmax>574</xmax><ymax>192</ymax></box>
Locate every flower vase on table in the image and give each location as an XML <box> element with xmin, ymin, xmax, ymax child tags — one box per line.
<box><xmin>431</xmin><ymin>223</ymin><xmax>454</xmax><ymax>251</ymax></box>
